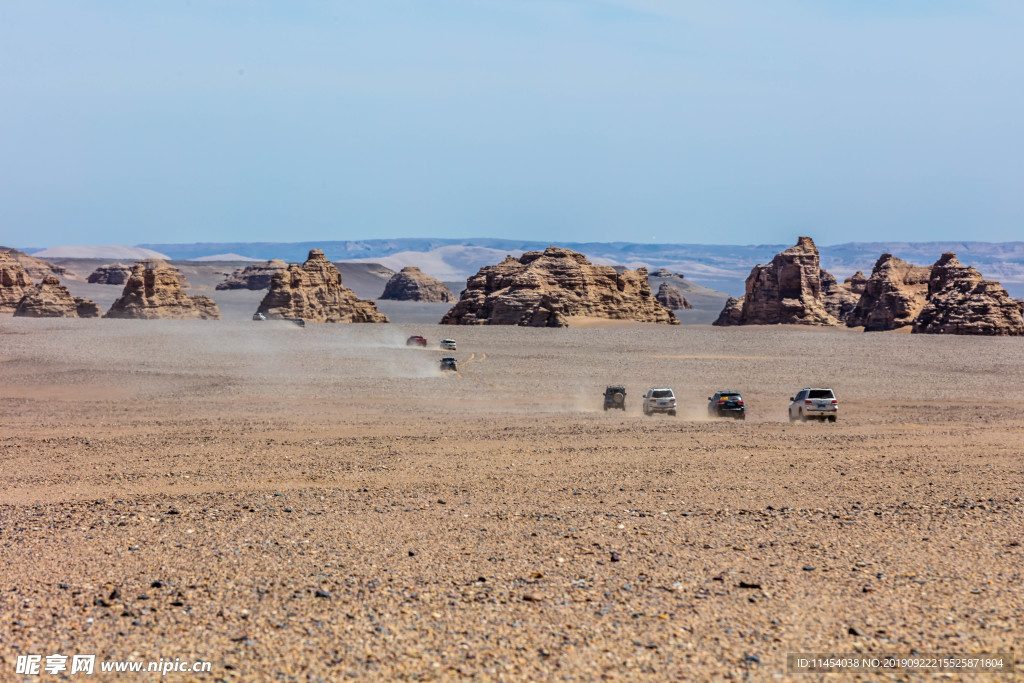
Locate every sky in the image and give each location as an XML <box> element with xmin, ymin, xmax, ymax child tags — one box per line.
<box><xmin>1</xmin><ymin>0</ymin><xmax>1023</xmax><ymax>248</ymax></box>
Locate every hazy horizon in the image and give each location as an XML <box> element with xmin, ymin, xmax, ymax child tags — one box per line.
<box><xmin>3</xmin><ymin>2</ymin><xmax>1023</xmax><ymax>248</ymax></box>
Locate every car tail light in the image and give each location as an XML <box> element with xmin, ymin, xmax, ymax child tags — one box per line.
<box><xmin>804</xmin><ymin>399</ymin><xmax>812</xmax><ymax>405</ymax></box>
<box><xmin>649</xmin><ymin>398</ymin><xmax>656</xmax><ymax>402</ymax></box>
<box><xmin>737</xmin><ymin>400</ymin><xmax>743</xmax><ymax>405</ymax></box>
<box><xmin>831</xmin><ymin>399</ymin><xmax>838</xmax><ymax>405</ymax></box>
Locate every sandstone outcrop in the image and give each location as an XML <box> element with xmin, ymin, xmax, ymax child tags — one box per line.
<box><xmin>845</xmin><ymin>255</ymin><xmax>930</xmax><ymax>331</ymax></box>
<box><xmin>380</xmin><ymin>266</ymin><xmax>455</xmax><ymax>303</ymax></box>
<box><xmin>103</xmin><ymin>263</ymin><xmax>220</xmax><ymax>320</ymax></box>
<box><xmin>822</xmin><ymin>271</ymin><xmax>868</xmax><ymax>323</ymax></box>
<box><xmin>713</xmin><ymin>237</ymin><xmax>839</xmax><ymax>326</ymax></box>
<box><xmin>216</xmin><ymin>260</ymin><xmax>288</xmax><ymax>290</ymax></box>
<box><xmin>1</xmin><ymin>251</ymin><xmax>35</xmax><ymax>313</ymax></box>
<box><xmin>714</xmin><ymin>297</ymin><xmax>744</xmax><ymax>326</ymax></box>
<box><xmin>651</xmin><ymin>268</ymin><xmax>683</xmax><ymax>279</ymax></box>
<box><xmin>14</xmin><ymin>275</ymin><xmax>101</xmax><ymax>318</ymax></box>
<box><xmin>255</xmin><ymin>249</ymin><xmax>388</xmax><ymax>323</ymax></box>
<box><xmin>440</xmin><ymin>247</ymin><xmax>678</xmax><ymax>326</ymax></box>
<box><xmin>912</xmin><ymin>253</ymin><xmax>1024</xmax><ymax>336</ymax></box>
<box><xmin>0</xmin><ymin>247</ymin><xmax>66</xmax><ymax>281</ymax></box>
<box><xmin>87</xmin><ymin>263</ymin><xmax>133</xmax><ymax>285</ymax></box>
<box><xmin>655</xmin><ymin>283</ymin><xmax>692</xmax><ymax>310</ymax></box>
<box><xmin>135</xmin><ymin>258</ymin><xmax>190</xmax><ymax>288</ymax></box>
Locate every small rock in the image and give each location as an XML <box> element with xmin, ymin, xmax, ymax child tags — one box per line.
<box><xmin>738</xmin><ymin>581</ymin><xmax>762</xmax><ymax>589</ymax></box>
<box><xmin>522</xmin><ymin>593</ymin><xmax>543</xmax><ymax>602</ymax></box>
<box><xmin>315</xmin><ymin>589</ymin><xmax>331</xmax><ymax>599</ymax></box>
<box><xmin>848</xmin><ymin>626</ymin><xmax>863</xmax><ymax>636</ymax></box>
<box><xmin>802</xmin><ymin>566</ymin><xmax>815</xmax><ymax>572</ymax></box>
<box><xmin>408</xmin><ymin>550</ymin><xmax>416</xmax><ymax>557</ymax></box>
<box><xmin>151</xmin><ymin>580</ymin><xmax>164</xmax><ymax>588</ymax></box>
<box><xmin>610</xmin><ymin>551</ymin><xmax>621</xmax><ymax>562</ymax></box>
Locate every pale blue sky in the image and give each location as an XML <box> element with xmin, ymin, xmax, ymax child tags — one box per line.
<box><xmin>1</xmin><ymin>1</ymin><xmax>1022</xmax><ymax>247</ymax></box>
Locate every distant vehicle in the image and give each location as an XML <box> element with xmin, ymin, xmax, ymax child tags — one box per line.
<box><xmin>440</xmin><ymin>338</ymin><xmax>457</xmax><ymax>350</ymax></box>
<box><xmin>788</xmin><ymin>388</ymin><xmax>838</xmax><ymax>422</ymax></box>
<box><xmin>708</xmin><ymin>391</ymin><xmax>745</xmax><ymax>419</ymax></box>
<box><xmin>406</xmin><ymin>335</ymin><xmax>427</xmax><ymax>347</ymax></box>
<box><xmin>440</xmin><ymin>356</ymin><xmax>458</xmax><ymax>372</ymax></box>
<box><xmin>252</xmin><ymin>312</ymin><xmax>266</xmax><ymax>321</ymax></box>
<box><xmin>642</xmin><ymin>388</ymin><xmax>676</xmax><ymax>416</ymax></box>
<box><xmin>603</xmin><ymin>385</ymin><xmax>627</xmax><ymax>411</ymax></box>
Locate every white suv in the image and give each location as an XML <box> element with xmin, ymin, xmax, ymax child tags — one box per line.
<box><xmin>440</xmin><ymin>338</ymin><xmax>456</xmax><ymax>350</ymax></box>
<box><xmin>788</xmin><ymin>388</ymin><xmax>838</xmax><ymax>422</ymax></box>
<box><xmin>643</xmin><ymin>388</ymin><xmax>677</xmax><ymax>416</ymax></box>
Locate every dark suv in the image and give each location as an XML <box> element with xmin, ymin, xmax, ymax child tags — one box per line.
<box><xmin>708</xmin><ymin>391</ymin><xmax>745</xmax><ymax>419</ymax></box>
<box><xmin>603</xmin><ymin>386</ymin><xmax>626</xmax><ymax>411</ymax></box>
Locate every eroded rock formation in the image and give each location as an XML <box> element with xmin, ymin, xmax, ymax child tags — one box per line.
<box><xmin>845</xmin><ymin>255</ymin><xmax>930</xmax><ymax>331</ymax></box>
<box><xmin>655</xmin><ymin>283</ymin><xmax>693</xmax><ymax>310</ymax></box>
<box><xmin>216</xmin><ymin>260</ymin><xmax>288</xmax><ymax>290</ymax></box>
<box><xmin>14</xmin><ymin>275</ymin><xmax>101</xmax><ymax>318</ymax></box>
<box><xmin>912</xmin><ymin>253</ymin><xmax>1024</xmax><ymax>335</ymax></box>
<box><xmin>440</xmin><ymin>247</ymin><xmax>678</xmax><ymax>326</ymax></box>
<box><xmin>135</xmin><ymin>259</ymin><xmax>190</xmax><ymax>288</ymax></box>
<box><xmin>0</xmin><ymin>251</ymin><xmax>35</xmax><ymax>313</ymax></box>
<box><xmin>87</xmin><ymin>263</ymin><xmax>133</xmax><ymax>285</ymax></box>
<box><xmin>255</xmin><ymin>249</ymin><xmax>388</xmax><ymax>323</ymax></box>
<box><xmin>103</xmin><ymin>263</ymin><xmax>220</xmax><ymax>320</ymax></box>
<box><xmin>380</xmin><ymin>266</ymin><xmax>455</xmax><ymax>303</ymax></box>
<box><xmin>713</xmin><ymin>237</ymin><xmax>839</xmax><ymax>326</ymax></box>
<box><xmin>0</xmin><ymin>247</ymin><xmax>66</xmax><ymax>281</ymax></box>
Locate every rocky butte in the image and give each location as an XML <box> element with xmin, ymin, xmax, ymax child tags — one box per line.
<box><xmin>654</xmin><ymin>282</ymin><xmax>693</xmax><ymax>310</ymax></box>
<box><xmin>714</xmin><ymin>237</ymin><xmax>841</xmax><ymax>326</ymax></box>
<box><xmin>379</xmin><ymin>266</ymin><xmax>455</xmax><ymax>303</ymax></box>
<box><xmin>0</xmin><ymin>247</ymin><xmax>66</xmax><ymax>281</ymax></box>
<box><xmin>440</xmin><ymin>246</ymin><xmax>678</xmax><ymax>327</ymax></box>
<box><xmin>87</xmin><ymin>263</ymin><xmax>133</xmax><ymax>285</ymax></box>
<box><xmin>103</xmin><ymin>262</ymin><xmax>220</xmax><ymax>320</ymax></box>
<box><xmin>845</xmin><ymin>255</ymin><xmax>930</xmax><ymax>331</ymax></box>
<box><xmin>0</xmin><ymin>251</ymin><xmax>36</xmax><ymax>314</ymax></box>
<box><xmin>14</xmin><ymin>275</ymin><xmax>101</xmax><ymax>318</ymax></box>
<box><xmin>913</xmin><ymin>253</ymin><xmax>1024</xmax><ymax>336</ymax></box>
<box><xmin>255</xmin><ymin>249</ymin><xmax>388</xmax><ymax>323</ymax></box>
<box><xmin>216</xmin><ymin>260</ymin><xmax>288</xmax><ymax>290</ymax></box>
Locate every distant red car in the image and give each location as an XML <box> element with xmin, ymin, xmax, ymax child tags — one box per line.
<box><xmin>406</xmin><ymin>335</ymin><xmax>427</xmax><ymax>347</ymax></box>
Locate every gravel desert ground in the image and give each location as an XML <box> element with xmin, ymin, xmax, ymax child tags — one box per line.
<box><xmin>2</xmin><ymin>319</ymin><xmax>1023</xmax><ymax>680</ymax></box>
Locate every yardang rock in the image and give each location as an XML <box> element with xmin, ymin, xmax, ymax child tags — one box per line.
<box><xmin>87</xmin><ymin>263</ymin><xmax>133</xmax><ymax>285</ymax></box>
<box><xmin>713</xmin><ymin>237</ymin><xmax>840</xmax><ymax>326</ymax></box>
<box><xmin>846</xmin><ymin>255</ymin><xmax>930</xmax><ymax>331</ymax></box>
<box><xmin>655</xmin><ymin>283</ymin><xmax>693</xmax><ymax>310</ymax></box>
<box><xmin>216</xmin><ymin>260</ymin><xmax>288</xmax><ymax>291</ymax></box>
<box><xmin>440</xmin><ymin>246</ymin><xmax>678</xmax><ymax>326</ymax></box>
<box><xmin>14</xmin><ymin>275</ymin><xmax>101</xmax><ymax>318</ymax></box>
<box><xmin>913</xmin><ymin>253</ymin><xmax>1024</xmax><ymax>336</ymax></box>
<box><xmin>0</xmin><ymin>251</ymin><xmax>35</xmax><ymax>314</ymax></box>
<box><xmin>380</xmin><ymin>266</ymin><xmax>455</xmax><ymax>303</ymax></box>
<box><xmin>103</xmin><ymin>263</ymin><xmax>220</xmax><ymax>320</ymax></box>
<box><xmin>255</xmin><ymin>249</ymin><xmax>388</xmax><ymax>323</ymax></box>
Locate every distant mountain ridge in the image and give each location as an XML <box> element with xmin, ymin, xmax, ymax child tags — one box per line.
<box><xmin>135</xmin><ymin>238</ymin><xmax>1024</xmax><ymax>298</ymax></box>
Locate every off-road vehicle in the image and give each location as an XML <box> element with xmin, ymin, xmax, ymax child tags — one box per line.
<box><xmin>708</xmin><ymin>391</ymin><xmax>745</xmax><ymax>419</ymax></box>
<box><xmin>440</xmin><ymin>357</ymin><xmax>458</xmax><ymax>372</ymax></box>
<box><xmin>603</xmin><ymin>385</ymin><xmax>626</xmax><ymax>411</ymax></box>
<box><xmin>440</xmin><ymin>338</ymin><xmax>457</xmax><ymax>350</ymax></box>
<box><xmin>406</xmin><ymin>335</ymin><xmax>427</xmax><ymax>347</ymax></box>
<box><xmin>788</xmin><ymin>388</ymin><xmax>838</xmax><ymax>422</ymax></box>
<box><xmin>642</xmin><ymin>388</ymin><xmax>677</xmax><ymax>416</ymax></box>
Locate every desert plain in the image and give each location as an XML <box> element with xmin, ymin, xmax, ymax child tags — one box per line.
<box><xmin>1</xmin><ymin>318</ymin><xmax>1023</xmax><ymax>681</ymax></box>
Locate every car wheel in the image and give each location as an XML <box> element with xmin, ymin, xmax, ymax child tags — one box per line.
<box><xmin>799</xmin><ymin>410</ymin><xmax>808</xmax><ymax>422</ymax></box>
<box><xmin>738</xmin><ymin>414</ymin><xmax>745</xmax><ymax>420</ymax></box>
<box><xmin>828</xmin><ymin>415</ymin><xmax>837</xmax><ymax>423</ymax></box>
<box><xmin>669</xmin><ymin>410</ymin><xmax>676</xmax><ymax>416</ymax></box>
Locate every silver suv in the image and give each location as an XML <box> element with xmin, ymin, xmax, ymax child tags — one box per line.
<box><xmin>789</xmin><ymin>388</ymin><xmax>838</xmax><ymax>422</ymax></box>
<box><xmin>643</xmin><ymin>388</ymin><xmax>677</xmax><ymax>416</ymax></box>
<box><xmin>440</xmin><ymin>338</ymin><xmax>456</xmax><ymax>350</ymax></box>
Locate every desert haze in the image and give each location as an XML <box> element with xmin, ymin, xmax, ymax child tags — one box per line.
<box><xmin>2</xmin><ymin>320</ymin><xmax>1023</xmax><ymax>679</ymax></box>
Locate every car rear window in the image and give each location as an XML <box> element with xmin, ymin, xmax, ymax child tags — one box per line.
<box><xmin>721</xmin><ymin>392</ymin><xmax>740</xmax><ymax>398</ymax></box>
<box><xmin>651</xmin><ymin>390</ymin><xmax>673</xmax><ymax>398</ymax></box>
<box><xmin>808</xmin><ymin>389</ymin><xmax>834</xmax><ymax>399</ymax></box>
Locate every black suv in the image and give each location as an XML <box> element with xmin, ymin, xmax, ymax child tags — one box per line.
<box><xmin>708</xmin><ymin>391</ymin><xmax>745</xmax><ymax>419</ymax></box>
<box><xmin>603</xmin><ymin>386</ymin><xmax>626</xmax><ymax>411</ymax></box>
